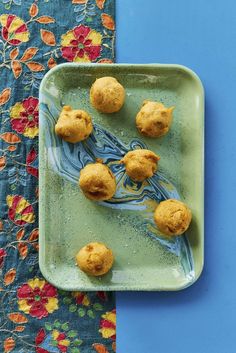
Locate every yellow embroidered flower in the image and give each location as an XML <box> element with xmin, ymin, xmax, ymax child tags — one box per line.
<box><xmin>72</xmin><ymin>291</ymin><xmax>90</xmax><ymax>306</ymax></box>
<box><xmin>7</xmin><ymin>195</ymin><xmax>35</xmax><ymax>226</ymax></box>
<box><xmin>0</xmin><ymin>14</ymin><xmax>29</xmax><ymax>45</ymax></box>
<box><xmin>52</xmin><ymin>330</ymin><xmax>70</xmax><ymax>349</ymax></box>
<box><xmin>35</xmin><ymin>326</ymin><xmax>77</xmax><ymax>353</ymax></box>
<box><xmin>10</xmin><ymin>97</ymin><xmax>39</xmax><ymax>138</ymax></box>
<box><xmin>17</xmin><ymin>278</ymin><xmax>58</xmax><ymax>319</ymax></box>
<box><xmin>99</xmin><ymin>309</ymin><xmax>116</xmax><ymax>340</ymax></box>
<box><xmin>61</xmin><ymin>24</ymin><xmax>102</xmax><ymax>62</ymax></box>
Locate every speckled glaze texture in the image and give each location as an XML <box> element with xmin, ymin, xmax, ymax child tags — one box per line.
<box><xmin>39</xmin><ymin>63</ymin><xmax>204</xmax><ymax>291</ymax></box>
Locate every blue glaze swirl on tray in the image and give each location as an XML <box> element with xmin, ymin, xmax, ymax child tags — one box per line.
<box><xmin>40</xmin><ymin>101</ymin><xmax>194</xmax><ymax>279</ymax></box>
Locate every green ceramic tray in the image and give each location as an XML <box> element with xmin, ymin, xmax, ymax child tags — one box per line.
<box><xmin>39</xmin><ymin>63</ymin><xmax>204</xmax><ymax>291</ymax></box>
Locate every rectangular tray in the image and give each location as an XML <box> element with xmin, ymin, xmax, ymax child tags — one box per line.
<box><xmin>39</xmin><ymin>63</ymin><xmax>204</xmax><ymax>291</ymax></box>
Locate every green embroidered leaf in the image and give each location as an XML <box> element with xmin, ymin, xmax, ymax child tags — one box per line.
<box><xmin>45</xmin><ymin>322</ymin><xmax>52</xmax><ymax>331</ymax></box>
<box><xmin>61</xmin><ymin>322</ymin><xmax>69</xmax><ymax>331</ymax></box>
<box><xmin>63</xmin><ymin>297</ymin><xmax>72</xmax><ymax>305</ymax></box>
<box><xmin>87</xmin><ymin>309</ymin><xmax>95</xmax><ymax>319</ymax></box>
<box><xmin>69</xmin><ymin>304</ymin><xmax>77</xmax><ymax>313</ymax></box>
<box><xmin>73</xmin><ymin>339</ymin><xmax>83</xmax><ymax>346</ymax></box>
<box><xmin>54</xmin><ymin>319</ymin><xmax>61</xmax><ymax>328</ymax></box>
<box><xmin>78</xmin><ymin>308</ymin><xmax>85</xmax><ymax>317</ymax></box>
<box><xmin>24</xmin><ymin>86</ymin><xmax>31</xmax><ymax>91</ymax></box>
<box><xmin>71</xmin><ymin>348</ymin><xmax>80</xmax><ymax>353</ymax></box>
<box><xmin>58</xmin><ymin>289</ymin><xmax>67</xmax><ymax>295</ymax></box>
<box><xmin>67</xmin><ymin>330</ymin><xmax>77</xmax><ymax>338</ymax></box>
<box><xmin>93</xmin><ymin>303</ymin><xmax>103</xmax><ymax>311</ymax></box>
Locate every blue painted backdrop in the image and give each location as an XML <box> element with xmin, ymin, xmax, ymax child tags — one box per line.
<box><xmin>116</xmin><ymin>0</ymin><xmax>236</xmax><ymax>352</ymax></box>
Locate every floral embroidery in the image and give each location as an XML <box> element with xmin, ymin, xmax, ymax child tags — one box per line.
<box><xmin>22</xmin><ymin>71</ymin><xmax>44</xmax><ymax>90</ymax></box>
<box><xmin>10</xmin><ymin>96</ymin><xmax>39</xmax><ymax>138</ymax></box>
<box><xmin>61</xmin><ymin>24</ymin><xmax>102</xmax><ymax>62</ymax></box>
<box><xmin>36</xmin><ymin>328</ymin><xmax>70</xmax><ymax>353</ymax></box>
<box><xmin>0</xmin><ymin>248</ymin><xmax>7</xmax><ymax>268</ymax></box>
<box><xmin>7</xmin><ymin>195</ymin><xmax>35</xmax><ymax>225</ymax></box>
<box><xmin>62</xmin><ymin>291</ymin><xmax>105</xmax><ymax>319</ymax></box>
<box><xmin>93</xmin><ymin>342</ymin><xmax>116</xmax><ymax>353</ymax></box>
<box><xmin>0</xmin><ymin>14</ymin><xmax>29</xmax><ymax>45</ymax></box>
<box><xmin>2</xmin><ymin>0</ymin><xmax>22</xmax><ymax>10</ymax></box>
<box><xmin>72</xmin><ymin>291</ymin><xmax>90</xmax><ymax>306</ymax></box>
<box><xmin>73</xmin><ymin>0</ymin><xmax>96</xmax><ymax>23</ymax></box>
<box><xmin>17</xmin><ymin>278</ymin><xmax>58</xmax><ymax>319</ymax></box>
<box><xmin>26</xmin><ymin>147</ymin><xmax>38</xmax><ymax>178</ymax></box>
<box><xmin>96</xmin><ymin>291</ymin><xmax>108</xmax><ymax>301</ymax></box>
<box><xmin>35</xmin><ymin>322</ymin><xmax>82</xmax><ymax>353</ymax></box>
<box><xmin>0</xmin><ymin>0</ymin><xmax>115</xmax><ymax>351</ymax></box>
<box><xmin>99</xmin><ymin>309</ymin><xmax>116</xmax><ymax>340</ymax></box>
<box><xmin>0</xmin><ymin>9</ymin><xmax>53</xmax><ymax>79</ymax></box>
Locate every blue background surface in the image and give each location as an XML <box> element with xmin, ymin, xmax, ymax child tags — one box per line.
<box><xmin>116</xmin><ymin>0</ymin><xmax>236</xmax><ymax>352</ymax></box>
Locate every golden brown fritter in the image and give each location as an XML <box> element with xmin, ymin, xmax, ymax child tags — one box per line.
<box><xmin>76</xmin><ymin>242</ymin><xmax>114</xmax><ymax>276</ymax></box>
<box><xmin>79</xmin><ymin>162</ymin><xmax>116</xmax><ymax>201</ymax></box>
<box><xmin>120</xmin><ymin>149</ymin><xmax>160</xmax><ymax>182</ymax></box>
<box><xmin>136</xmin><ymin>100</ymin><xmax>174</xmax><ymax>137</ymax></box>
<box><xmin>154</xmin><ymin>199</ymin><xmax>192</xmax><ymax>236</ymax></box>
<box><xmin>90</xmin><ymin>76</ymin><xmax>125</xmax><ymax>113</ymax></box>
<box><xmin>55</xmin><ymin>105</ymin><xmax>93</xmax><ymax>143</ymax></box>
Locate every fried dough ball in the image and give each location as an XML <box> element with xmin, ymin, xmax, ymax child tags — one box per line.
<box><xmin>154</xmin><ymin>199</ymin><xmax>192</xmax><ymax>236</ymax></box>
<box><xmin>76</xmin><ymin>242</ymin><xmax>114</xmax><ymax>276</ymax></box>
<box><xmin>120</xmin><ymin>149</ymin><xmax>160</xmax><ymax>182</ymax></box>
<box><xmin>55</xmin><ymin>105</ymin><xmax>93</xmax><ymax>143</ymax></box>
<box><xmin>136</xmin><ymin>100</ymin><xmax>174</xmax><ymax>137</ymax></box>
<box><xmin>79</xmin><ymin>162</ymin><xmax>116</xmax><ymax>201</ymax></box>
<box><xmin>90</xmin><ymin>76</ymin><xmax>125</xmax><ymax>113</ymax></box>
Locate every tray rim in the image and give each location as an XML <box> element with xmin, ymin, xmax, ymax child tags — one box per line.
<box><xmin>39</xmin><ymin>62</ymin><xmax>204</xmax><ymax>291</ymax></box>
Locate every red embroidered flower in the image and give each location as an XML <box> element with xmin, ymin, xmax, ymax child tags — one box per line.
<box><xmin>99</xmin><ymin>309</ymin><xmax>116</xmax><ymax>340</ymax></box>
<box><xmin>6</xmin><ymin>195</ymin><xmax>35</xmax><ymax>226</ymax></box>
<box><xmin>61</xmin><ymin>24</ymin><xmax>102</xmax><ymax>62</ymax></box>
<box><xmin>35</xmin><ymin>329</ymin><xmax>48</xmax><ymax>353</ymax></box>
<box><xmin>26</xmin><ymin>147</ymin><xmax>39</xmax><ymax>178</ymax></box>
<box><xmin>17</xmin><ymin>278</ymin><xmax>58</xmax><ymax>319</ymax></box>
<box><xmin>0</xmin><ymin>248</ymin><xmax>6</xmax><ymax>269</ymax></box>
<box><xmin>35</xmin><ymin>328</ymin><xmax>71</xmax><ymax>353</ymax></box>
<box><xmin>97</xmin><ymin>291</ymin><xmax>108</xmax><ymax>301</ymax></box>
<box><xmin>72</xmin><ymin>291</ymin><xmax>90</xmax><ymax>306</ymax></box>
<box><xmin>0</xmin><ymin>14</ymin><xmax>29</xmax><ymax>45</ymax></box>
<box><xmin>10</xmin><ymin>97</ymin><xmax>39</xmax><ymax>138</ymax></box>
